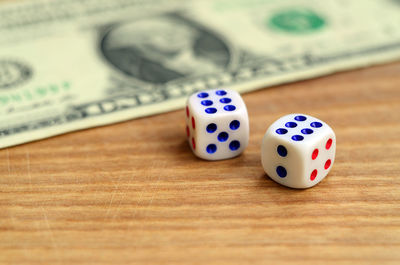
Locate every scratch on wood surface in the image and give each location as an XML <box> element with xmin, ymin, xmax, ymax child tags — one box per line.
<box><xmin>145</xmin><ymin>161</ymin><xmax>164</xmax><ymax>210</ymax></box>
<box><xmin>25</xmin><ymin>149</ymin><xmax>32</xmax><ymax>190</ymax></box>
<box><xmin>131</xmin><ymin>188</ymin><xmax>145</xmax><ymax>219</ymax></box>
<box><xmin>112</xmin><ymin>174</ymin><xmax>123</xmax><ymax>190</ymax></box>
<box><xmin>147</xmin><ymin>174</ymin><xmax>161</xmax><ymax>209</ymax></box>
<box><xmin>110</xmin><ymin>190</ymin><xmax>127</xmax><ymax>221</ymax></box>
<box><xmin>6</xmin><ymin>148</ymin><xmax>11</xmax><ymax>177</ymax></box>
<box><xmin>105</xmin><ymin>190</ymin><xmax>116</xmax><ymax>217</ymax></box>
<box><xmin>41</xmin><ymin>207</ymin><xmax>59</xmax><ymax>251</ymax></box>
<box><xmin>6</xmin><ymin>148</ymin><xmax>12</xmax><ymax>185</ymax></box>
<box><xmin>129</xmin><ymin>162</ymin><xmax>163</xmax><ymax>222</ymax></box>
<box><xmin>106</xmin><ymin>173</ymin><xmax>126</xmax><ymax>217</ymax></box>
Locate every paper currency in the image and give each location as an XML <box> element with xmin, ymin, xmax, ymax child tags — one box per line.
<box><xmin>1</xmin><ymin>0</ymin><xmax>400</xmax><ymax>148</ymax></box>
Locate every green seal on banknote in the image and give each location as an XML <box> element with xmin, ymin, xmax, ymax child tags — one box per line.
<box><xmin>268</xmin><ymin>8</ymin><xmax>326</xmax><ymax>34</ymax></box>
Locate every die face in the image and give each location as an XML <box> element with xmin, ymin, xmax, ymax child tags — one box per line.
<box><xmin>188</xmin><ymin>88</ymin><xmax>247</xmax><ymax>119</ymax></box>
<box><xmin>303</xmin><ymin>130</ymin><xmax>336</xmax><ymax>188</ymax></box>
<box><xmin>185</xmin><ymin>88</ymin><xmax>249</xmax><ymax>160</ymax></box>
<box><xmin>196</xmin><ymin>111</ymin><xmax>249</xmax><ymax>160</ymax></box>
<box><xmin>261</xmin><ymin>114</ymin><xmax>336</xmax><ymax>188</ymax></box>
<box><xmin>262</xmin><ymin>132</ymin><xmax>305</xmax><ymax>188</ymax></box>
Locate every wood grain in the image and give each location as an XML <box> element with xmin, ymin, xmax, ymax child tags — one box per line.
<box><xmin>1</xmin><ymin>61</ymin><xmax>400</xmax><ymax>265</ymax></box>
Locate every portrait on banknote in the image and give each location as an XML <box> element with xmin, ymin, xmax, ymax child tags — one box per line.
<box><xmin>100</xmin><ymin>14</ymin><xmax>232</xmax><ymax>84</ymax></box>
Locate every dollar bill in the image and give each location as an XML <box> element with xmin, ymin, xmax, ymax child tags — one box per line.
<box><xmin>1</xmin><ymin>0</ymin><xmax>400</xmax><ymax>149</ymax></box>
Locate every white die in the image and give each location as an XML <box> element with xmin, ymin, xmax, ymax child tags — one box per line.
<box><xmin>261</xmin><ymin>114</ymin><xmax>336</xmax><ymax>188</ymax></box>
<box><xmin>185</xmin><ymin>88</ymin><xmax>249</xmax><ymax>160</ymax></box>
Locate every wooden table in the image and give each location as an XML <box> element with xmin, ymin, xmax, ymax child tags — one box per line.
<box><xmin>1</xmin><ymin>61</ymin><xmax>400</xmax><ymax>265</ymax></box>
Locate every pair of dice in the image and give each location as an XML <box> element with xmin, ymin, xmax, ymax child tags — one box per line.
<box><xmin>185</xmin><ymin>88</ymin><xmax>336</xmax><ymax>189</ymax></box>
